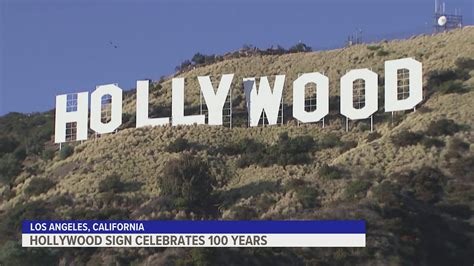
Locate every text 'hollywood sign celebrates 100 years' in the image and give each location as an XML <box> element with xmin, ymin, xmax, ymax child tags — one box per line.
<box><xmin>54</xmin><ymin>58</ymin><xmax>422</xmax><ymax>143</ymax></box>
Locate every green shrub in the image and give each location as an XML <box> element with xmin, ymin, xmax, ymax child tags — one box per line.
<box><xmin>448</xmin><ymin>155</ymin><xmax>474</xmax><ymax>178</ymax></box>
<box><xmin>159</xmin><ymin>154</ymin><xmax>214</xmax><ymax>212</ymax></box>
<box><xmin>175</xmin><ymin>59</ymin><xmax>192</xmax><ymax>72</ymax></box>
<box><xmin>376</xmin><ymin>50</ymin><xmax>390</xmax><ymax>56</ymax></box>
<box><xmin>220</xmin><ymin>138</ymin><xmax>265</xmax><ymax>156</ymax></box>
<box><xmin>175</xmin><ymin>248</ymin><xmax>216</xmax><ymax>266</ymax></box>
<box><xmin>0</xmin><ymin>136</ymin><xmax>19</xmax><ymax>156</ymax></box>
<box><xmin>119</xmin><ymin>112</ymin><xmax>136</xmax><ymax>129</ymax></box>
<box><xmin>295</xmin><ymin>187</ymin><xmax>319</xmax><ymax>208</ymax></box>
<box><xmin>0</xmin><ymin>240</ymin><xmax>58</xmax><ymax>265</ymax></box>
<box><xmin>427</xmin><ymin>69</ymin><xmax>470</xmax><ymax>93</ymax></box>
<box><xmin>0</xmin><ymin>154</ymin><xmax>22</xmax><ymax>185</ymax></box>
<box><xmin>255</xmin><ymin>194</ymin><xmax>277</xmax><ymax>211</ymax></box>
<box><xmin>421</xmin><ymin>137</ymin><xmax>445</xmax><ymax>148</ymax></box>
<box><xmin>235</xmin><ymin>133</ymin><xmax>316</xmax><ymax>168</ymax></box>
<box><xmin>41</xmin><ymin>148</ymin><xmax>55</xmax><ymax>161</ymax></box>
<box><xmin>166</xmin><ymin>137</ymin><xmax>191</xmax><ymax>152</ymax></box>
<box><xmin>271</xmin><ymin>133</ymin><xmax>315</xmax><ymax>165</ymax></box>
<box><xmin>438</xmin><ymin>80</ymin><xmax>469</xmax><ymax>94</ymax></box>
<box><xmin>0</xmin><ymin>112</ymin><xmax>53</xmax><ymax>156</ymax></box>
<box><xmin>344</xmin><ymin>180</ymin><xmax>372</xmax><ymax>199</ymax></box>
<box><xmin>340</xmin><ymin>140</ymin><xmax>357</xmax><ymax>152</ymax></box>
<box><xmin>24</xmin><ymin>177</ymin><xmax>56</xmax><ymax>196</ymax></box>
<box><xmin>318</xmin><ymin>134</ymin><xmax>342</xmax><ymax>149</ymax></box>
<box><xmin>367</xmin><ymin>45</ymin><xmax>381</xmax><ymax>51</ymax></box>
<box><xmin>444</xmin><ymin>138</ymin><xmax>469</xmax><ymax>161</ymax></box>
<box><xmin>12</xmin><ymin>146</ymin><xmax>26</xmax><ymax>161</ymax></box>
<box><xmin>98</xmin><ymin>174</ymin><xmax>126</xmax><ymax>193</ymax></box>
<box><xmin>437</xmin><ymin>203</ymin><xmax>471</xmax><ymax>219</ymax></box>
<box><xmin>58</xmin><ymin>145</ymin><xmax>74</xmax><ymax>160</ymax></box>
<box><xmin>449</xmin><ymin>138</ymin><xmax>469</xmax><ymax>151</ymax></box>
<box><xmin>391</xmin><ymin>130</ymin><xmax>423</xmax><ymax>147</ymax></box>
<box><xmin>226</xmin><ymin>205</ymin><xmax>258</xmax><ymax>220</ymax></box>
<box><xmin>191</xmin><ymin>53</ymin><xmax>218</xmax><ymax>66</ymax></box>
<box><xmin>319</xmin><ymin>164</ymin><xmax>342</xmax><ymax>180</ymax></box>
<box><xmin>285</xmin><ymin>179</ymin><xmax>319</xmax><ymax>208</ymax></box>
<box><xmin>392</xmin><ymin>167</ymin><xmax>446</xmax><ymax>203</ymax></box>
<box><xmin>426</xmin><ymin>119</ymin><xmax>461</xmax><ymax>136</ymax></box>
<box><xmin>372</xmin><ymin>181</ymin><xmax>400</xmax><ymax>206</ymax></box>
<box><xmin>454</xmin><ymin>57</ymin><xmax>474</xmax><ymax>70</ymax></box>
<box><xmin>366</xmin><ymin>131</ymin><xmax>382</xmax><ymax>142</ymax></box>
<box><xmin>0</xmin><ymin>200</ymin><xmax>52</xmax><ymax>240</ymax></box>
<box><xmin>288</xmin><ymin>42</ymin><xmax>312</xmax><ymax>53</ymax></box>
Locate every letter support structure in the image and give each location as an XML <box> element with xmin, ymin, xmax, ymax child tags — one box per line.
<box><xmin>200</xmin><ymin>86</ymin><xmax>233</xmax><ymax>128</ymax></box>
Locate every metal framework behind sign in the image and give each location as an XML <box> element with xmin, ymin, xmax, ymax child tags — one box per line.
<box><xmin>65</xmin><ymin>94</ymin><xmax>78</xmax><ymax>142</ymax></box>
<box><xmin>353</xmin><ymin>79</ymin><xmax>366</xmax><ymax>109</ymax></box>
<box><xmin>297</xmin><ymin>73</ymin><xmax>324</xmax><ymax>127</ymax></box>
<box><xmin>101</xmin><ymin>94</ymin><xmax>112</xmax><ymax>123</ymax></box>
<box><xmin>397</xmin><ymin>69</ymin><xmax>410</xmax><ymax>100</ymax></box>
<box><xmin>200</xmin><ymin>82</ymin><xmax>233</xmax><ymax>128</ymax></box>
<box><xmin>256</xmin><ymin>101</ymin><xmax>284</xmax><ymax>127</ymax></box>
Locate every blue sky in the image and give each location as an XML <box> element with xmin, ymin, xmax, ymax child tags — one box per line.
<box><xmin>0</xmin><ymin>0</ymin><xmax>472</xmax><ymax>115</ymax></box>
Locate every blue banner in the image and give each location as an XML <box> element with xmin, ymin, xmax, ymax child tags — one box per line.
<box><xmin>23</xmin><ymin>220</ymin><xmax>365</xmax><ymax>234</ymax></box>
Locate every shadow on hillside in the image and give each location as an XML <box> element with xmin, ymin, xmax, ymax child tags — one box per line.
<box><xmin>219</xmin><ymin>180</ymin><xmax>282</xmax><ymax>208</ymax></box>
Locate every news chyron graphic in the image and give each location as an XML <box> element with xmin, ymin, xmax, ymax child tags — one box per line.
<box><xmin>1</xmin><ymin>0</ymin><xmax>473</xmax><ymax>265</ymax></box>
<box><xmin>22</xmin><ymin>221</ymin><xmax>365</xmax><ymax>247</ymax></box>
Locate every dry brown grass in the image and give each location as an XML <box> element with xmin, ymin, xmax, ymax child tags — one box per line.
<box><xmin>2</xmin><ymin>28</ymin><xmax>473</xmax><ymax>224</ymax></box>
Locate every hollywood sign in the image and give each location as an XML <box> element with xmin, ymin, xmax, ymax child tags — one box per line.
<box><xmin>54</xmin><ymin>58</ymin><xmax>422</xmax><ymax>143</ymax></box>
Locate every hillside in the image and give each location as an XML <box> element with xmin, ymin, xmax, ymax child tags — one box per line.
<box><xmin>0</xmin><ymin>27</ymin><xmax>474</xmax><ymax>265</ymax></box>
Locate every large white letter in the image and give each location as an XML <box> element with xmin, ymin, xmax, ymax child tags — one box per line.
<box><xmin>340</xmin><ymin>69</ymin><xmax>378</xmax><ymax>120</ymax></box>
<box><xmin>197</xmin><ymin>74</ymin><xmax>234</xmax><ymax>125</ymax></box>
<box><xmin>136</xmin><ymin>80</ymin><xmax>169</xmax><ymax>127</ymax></box>
<box><xmin>54</xmin><ymin>92</ymin><xmax>89</xmax><ymax>143</ymax></box>
<box><xmin>385</xmin><ymin>58</ymin><xmax>422</xmax><ymax>112</ymax></box>
<box><xmin>90</xmin><ymin>84</ymin><xmax>122</xmax><ymax>134</ymax></box>
<box><xmin>293</xmin><ymin>72</ymin><xmax>329</xmax><ymax>123</ymax></box>
<box><xmin>172</xmin><ymin>78</ymin><xmax>205</xmax><ymax>126</ymax></box>
<box><xmin>243</xmin><ymin>75</ymin><xmax>285</xmax><ymax>127</ymax></box>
